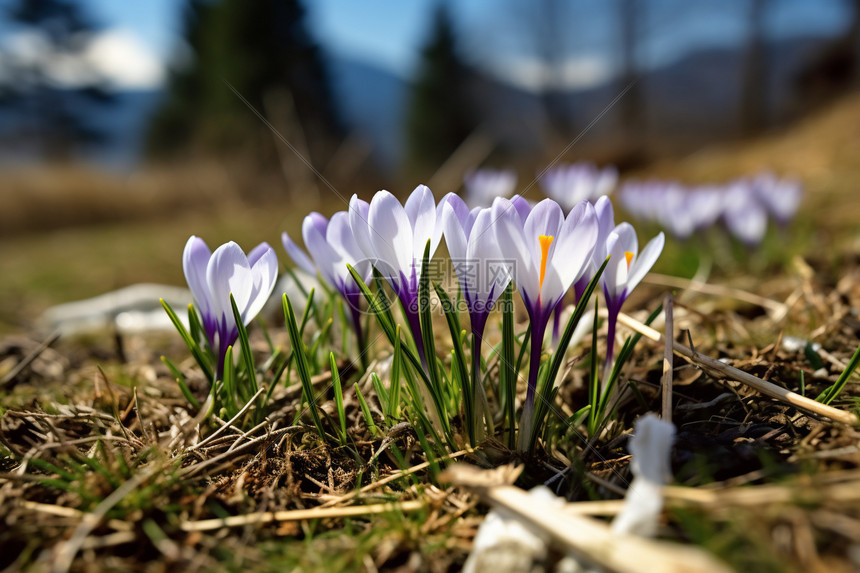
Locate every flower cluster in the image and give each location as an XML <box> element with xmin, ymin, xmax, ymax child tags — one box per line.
<box><xmin>539</xmin><ymin>162</ymin><xmax>619</xmax><ymax>212</ymax></box>
<box><xmin>618</xmin><ymin>172</ymin><xmax>802</xmax><ymax>245</ymax></box>
<box><xmin>176</xmin><ymin>182</ymin><xmax>663</xmax><ymax>451</ymax></box>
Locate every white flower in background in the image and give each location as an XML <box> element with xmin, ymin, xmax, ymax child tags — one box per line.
<box><xmin>540</xmin><ymin>162</ymin><xmax>618</xmax><ymax>212</ymax></box>
<box><xmin>751</xmin><ymin>172</ymin><xmax>803</xmax><ymax>224</ymax></box>
<box><xmin>723</xmin><ymin>181</ymin><xmax>769</xmax><ymax>246</ymax></box>
<box><xmin>463</xmin><ymin>168</ymin><xmax>518</xmax><ymax>207</ymax></box>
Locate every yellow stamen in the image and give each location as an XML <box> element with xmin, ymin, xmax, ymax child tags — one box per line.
<box><xmin>539</xmin><ymin>235</ymin><xmax>554</xmax><ymax>293</ymax></box>
<box><xmin>625</xmin><ymin>251</ymin><xmax>635</xmax><ymax>269</ymax></box>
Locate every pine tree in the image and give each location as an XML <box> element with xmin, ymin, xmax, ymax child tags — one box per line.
<box><xmin>405</xmin><ymin>3</ymin><xmax>480</xmax><ymax>176</ymax></box>
<box><xmin>146</xmin><ymin>0</ymin><xmax>341</xmax><ymax>168</ymax></box>
<box><xmin>1</xmin><ymin>0</ymin><xmax>114</xmax><ymax>160</ymax></box>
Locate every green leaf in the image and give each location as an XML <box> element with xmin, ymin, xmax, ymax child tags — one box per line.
<box><xmin>433</xmin><ymin>281</ymin><xmax>472</xmax><ymax>443</ymax></box>
<box><xmin>371</xmin><ymin>372</ymin><xmax>389</xmax><ymax>414</ymax></box>
<box><xmin>229</xmin><ymin>293</ymin><xmax>258</xmax><ymax>396</ymax></box>
<box><xmin>388</xmin><ymin>326</ymin><xmax>403</xmax><ymax>421</ymax></box>
<box><xmin>531</xmin><ymin>257</ymin><xmax>609</xmax><ymax>452</ymax></box>
<box><xmin>418</xmin><ymin>240</ymin><xmax>440</xmax><ymax>389</ymax></box>
<box><xmin>330</xmin><ymin>352</ymin><xmax>348</xmax><ymax>446</ymax></box>
<box><xmin>818</xmin><ymin>339</ymin><xmax>860</xmax><ymax>405</ymax></box>
<box><xmin>299</xmin><ymin>287</ymin><xmax>316</xmax><ymax>338</ymax></box>
<box><xmin>500</xmin><ymin>283</ymin><xmax>517</xmax><ymax>449</ymax></box>
<box><xmin>284</xmin><ymin>294</ymin><xmax>326</xmax><ymax>441</ymax></box>
<box><xmin>347</xmin><ymin>263</ymin><xmax>449</xmax><ymax>439</ymax></box>
<box><xmin>161</xmin><ymin>299</ymin><xmax>214</xmax><ymax>383</ymax></box>
<box><xmin>160</xmin><ymin>355</ymin><xmax>200</xmax><ymax>409</ymax></box>
<box><xmin>355</xmin><ymin>385</ymin><xmax>379</xmax><ymax>437</ymax></box>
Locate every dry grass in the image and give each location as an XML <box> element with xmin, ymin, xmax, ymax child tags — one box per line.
<box><xmin>2</xmin><ymin>92</ymin><xmax>860</xmax><ymax>572</ymax></box>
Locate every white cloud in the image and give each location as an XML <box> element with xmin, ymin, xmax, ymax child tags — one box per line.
<box><xmin>84</xmin><ymin>29</ymin><xmax>165</xmax><ymax>90</ymax></box>
<box><xmin>487</xmin><ymin>54</ymin><xmax>613</xmax><ymax>93</ymax></box>
<box><xmin>1</xmin><ymin>28</ymin><xmax>165</xmax><ymax>90</ymax></box>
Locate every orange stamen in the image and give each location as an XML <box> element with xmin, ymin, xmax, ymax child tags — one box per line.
<box><xmin>539</xmin><ymin>235</ymin><xmax>554</xmax><ymax>294</ymax></box>
<box><xmin>625</xmin><ymin>251</ymin><xmax>635</xmax><ymax>269</ymax></box>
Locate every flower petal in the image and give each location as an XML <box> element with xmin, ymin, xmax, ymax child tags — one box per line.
<box><xmin>327</xmin><ymin>211</ymin><xmax>370</xmax><ymax>284</ymax></box>
<box><xmin>368</xmin><ymin>190</ymin><xmax>414</xmax><ymax>281</ymax></box>
<box><xmin>183</xmin><ymin>236</ymin><xmax>213</xmax><ymax>316</ymax></box>
<box><xmin>627</xmin><ymin>232</ymin><xmax>664</xmax><ymax>293</ymax></box>
<box><xmin>281</xmin><ymin>231</ymin><xmax>317</xmax><ymax>277</ymax></box>
<box><xmin>206</xmin><ymin>241</ymin><xmax>252</xmax><ymax>329</ymax></box>
<box><xmin>468</xmin><ymin>207</ymin><xmax>511</xmax><ymax>306</ymax></box>
<box><xmin>248</xmin><ymin>241</ymin><xmax>272</xmax><ymax>267</ymax></box>
<box><xmin>602</xmin><ymin>223</ymin><xmax>637</xmax><ymax>300</ymax></box>
<box><xmin>524</xmin><ymin>199</ymin><xmax>564</xmax><ymax>276</ymax></box>
<box><xmin>510</xmin><ymin>194</ymin><xmax>532</xmax><ymax>225</ymax></box>
<box><xmin>348</xmin><ymin>195</ymin><xmax>375</xmax><ymax>260</ymax></box>
<box><xmin>243</xmin><ymin>245</ymin><xmax>278</xmax><ymax>325</ymax></box>
<box><xmin>442</xmin><ymin>192</ymin><xmax>470</xmax><ymax>228</ymax></box>
<box><xmin>492</xmin><ymin>197</ymin><xmax>537</xmax><ymax>302</ymax></box>
<box><xmin>442</xmin><ymin>201</ymin><xmax>468</xmax><ymax>263</ymax></box>
<box><xmin>404</xmin><ymin>184</ymin><xmax>438</xmax><ymax>264</ymax></box>
<box><xmin>549</xmin><ymin>200</ymin><xmax>597</xmax><ymax>299</ymax></box>
<box><xmin>303</xmin><ymin>214</ymin><xmax>341</xmax><ymax>287</ymax></box>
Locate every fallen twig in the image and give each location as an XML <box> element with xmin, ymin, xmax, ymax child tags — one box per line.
<box><xmin>613</xmin><ymin>311</ymin><xmax>859</xmax><ymax>426</ymax></box>
<box><xmin>0</xmin><ymin>331</ymin><xmax>61</xmax><ymax>388</ymax></box>
<box><xmin>180</xmin><ymin>499</ymin><xmax>426</xmax><ymax>532</ymax></box>
<box><xmin>443</xmin><ymin>463</ymin><xmax>733</xmax><ymax>573</ymax></box>
<box><xmin>661</xmin><ymin>293</ymin><xmax>674</xmax><ymax>423</ymax></box>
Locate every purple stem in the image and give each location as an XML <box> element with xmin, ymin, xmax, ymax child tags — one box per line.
<box><xmin>401</xmin><ymin>293</ymin><xmax>428</xmax><ymax>369</ymax></box>
<box><xmin>603</xmin><ymin>286</ymin><xmax>626</xmax><ymax>370</ymax></box>
<box><xmin>523</xmin><ymin>297</ymin><xmax>551</xmax><ymax>411</ymax></box>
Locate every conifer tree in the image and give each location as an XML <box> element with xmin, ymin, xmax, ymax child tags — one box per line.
<box><xmin>405</xmin><ymin>3</ymin><xmax>479</xmax><ymax>176</ymax></box>
<box><xmin>2</xmin><ymin>0</ymin><xmax>113</xmax><ymax>159</ymax></box>
<box><xmin>146</xmin><ymin>0</ymin><xmax>341</xmax><ymax>166</ymax></box>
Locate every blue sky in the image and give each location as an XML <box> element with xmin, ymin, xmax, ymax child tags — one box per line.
<box><xmin>3</xmin><ymin>0</ymin><xmax>853</xmax><ymax>90</ymax></box>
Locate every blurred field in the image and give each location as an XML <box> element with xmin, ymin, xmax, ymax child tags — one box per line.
<box><xmin>2</xmin><ymin>90</ymin><xmax>860</xmax><ymax>334</ymax></box>
<box><xmin>0</xmin><ymin>162</ymin><xmax>319</xmax><ymax>332</ymax></box>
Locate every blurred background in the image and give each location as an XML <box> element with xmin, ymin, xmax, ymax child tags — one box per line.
<box><xmin>1</xmin><ymin>0</ymin><xmax>859</xmax><ymax>332</ymax></box>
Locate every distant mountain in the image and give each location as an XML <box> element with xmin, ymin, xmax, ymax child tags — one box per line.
<box><xmin>467</xmin><ymin>34</ymin><xmax>841</xmax><ymax>159</ymax></box>
<box><xmin>325</xmin><ymin>54</ymin><xmax>410</xmax><ymax>170</ymax></box>
<box><xmin>0</xmin><ymin>89</ymin><xmax>163</xmax><ymax>169</ymax></box>
<box><xmin>322</xmin><ymin>34</ymin><xmax>840</xmax><ymax>170</ymax></box>
<box><xmin>0</xmin><ymin>35</ymin><xmax>840</xmax><ymax>172</ymax></box>
<box><xmin>82</xmin><ymin>90</ymin><xmax>164</xmax><ymax>168</ymax></box>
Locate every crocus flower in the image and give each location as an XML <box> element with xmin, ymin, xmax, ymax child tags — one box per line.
<box><xmin>443</xmin><ymin>195</ymin><xmax>512</xmax><ymax>337</ymax></box>
<box><xmin>751</xmin><ymin>172</ymin><xmax>803</xmax><ymax>225</ymax></box>
<box><xmin>723</xmin><ymin>182</ymin><xmax>768</xmax><ymax>246</ymax></box>
<box><xmin>493</xmin><ymin>197</ymin><xmax>598</xmax><ymax>448</ymax></box>
<box><xmin>509</xmin><ymin>193</ymin><xmax>533</xmax><ymax>224</ymax></box>
<box><xmin>602</xmin><ymin>224</ymin><xmax>664</xmax><ymax>365</ymax></box>
<box><xmin>551</xmin><ymin>195</ymin><xmax>615</xmax><ymax>344</ymax></box>
<box><xmin>282</xmin><ymin>210</ymin><xmax>372</xmax><ymax>353</ymax></box>
<box><xmin>348</xmin><ymin>185</ymin><xmax>446</xmax><ymax>368</ymax></box>
<box><xmin>443</xmin><ymin>194</ymin><xmax>513</xmax><ymax>438</ymax></box>
<box><xmin>539</xmin><ymin>162</ymin><xmax>618</xmax><ymax>212</ymax></box>
<box><xmin>463</xmin><ymin>167</ymin><xmax>517</xmax><ymax>207</ymax></box>
<box><xmin>183</xmin><ymin>236</ymin><xmax>278</xmax><ymax>377</ymax></box>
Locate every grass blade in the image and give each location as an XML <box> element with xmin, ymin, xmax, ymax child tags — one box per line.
<box><xmin>284</xmin><ymin>294</ymin><xmax>326</xmax><ymax>441</ymax></box>
<box><xmin>160</xmin><ymin>299</ymin><xmax>214</xmax><ymax>383</ymax></box>
<box><xmin>500</xmin><ymin>283</ymin><xmax>517</xmax><ymax>449</ymax></box>
<box><xmin>330</xmin><ymin>352</ymin><xmax>348</xmax><ymax>446</ymax></box>
<box><xmin>433</xmin><ymin>282</ymin><xmax>472</xmax><ymax>443</ymax></box>
<box><xmin>355</xmin><ymin>385</ymin><xmax>379</xmax><ymax>437</ymax></box>
<box><xmin>818</xmin><ymin>340</ymin><xmax>860</xmax><ymax>404</ymax></box>
<box><xmin>229</xmin><ymin>293</ymin><xmax>258</xmax><ymax>396</ymax></box>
